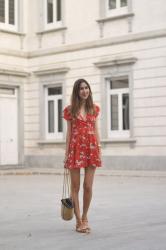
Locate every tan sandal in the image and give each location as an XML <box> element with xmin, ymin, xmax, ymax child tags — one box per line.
<box><xmin>76</xmin><ymin>219</ymin><xmax>82</xmax><ymax>232</ymax></box>
<box><xmin>80</xmin><ymin>219</ymin><xmax>91</xmax><ymax>233</ymax></box>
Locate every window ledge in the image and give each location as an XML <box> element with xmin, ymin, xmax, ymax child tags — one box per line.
<box><xmin>37</xmin><ymin>26</ymin><xmax>67</xmax><ymax>35</ymax></box>
<box><xmin>38</xmin><ymin>138</ymin><xmax>136</xmax><ymax>146</ymax></box>
<box><xmin>38</xmin><ymin>140</ymin><xmax>65</xmax><ymax>145</ymax></box>
<box><xmin>101</xmin><ymin>138</ymin><xmax>136</xmax><ymax>144</ymax></box>
<box><xmin>97</xmin><ymin>12</ymin><xmax>134</xmax><ymax>23</ymax></box>
<box><xmin>0</xmin><ymin>29</ymin><xmax>25</xmax><ymax>36</ymax></box>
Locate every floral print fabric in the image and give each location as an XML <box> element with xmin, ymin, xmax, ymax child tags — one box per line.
<box><xmin>63</xmin><ymin>105</ymin><xmax>102</xmax><ymax>169</ymax></box>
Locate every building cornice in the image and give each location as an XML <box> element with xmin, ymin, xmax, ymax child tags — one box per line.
<box><xmin>0</xmin><ymin>28</ymin><xmax>166</xmax><ymax>59</ymax></box>
<box><xmin>28</xmin><ymin>28</ymin><xmax>166</xmax><ymax>58</ymax></box>
<box><xmin>0</xmin><ymin>48</ymin><xmax>28</xmax><ymax>58</ymax></box>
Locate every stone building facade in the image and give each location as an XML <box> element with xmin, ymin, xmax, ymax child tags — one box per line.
<box><xmin>0</xmin><ymin>0</ymin><xmax>166</xmax><ymax>169</ymax></box>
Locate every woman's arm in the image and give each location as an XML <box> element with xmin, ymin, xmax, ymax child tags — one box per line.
<box><xmin>65</xmin><ymin>120</ymin><xmax>72</xmax><ymax>159</ymax></box>
<box><xmin>95</xmin><ymin>118</ymin><xmax>101</xmax><ymax>153</ymax></box>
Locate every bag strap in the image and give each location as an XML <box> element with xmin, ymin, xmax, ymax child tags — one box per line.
<box><xmin>62</xmin><ymin>168</ymin><xmax>71</xmax><ymax>199</ymax></box>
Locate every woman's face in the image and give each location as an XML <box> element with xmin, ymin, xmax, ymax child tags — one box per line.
<box><xmin>79</xmin><ymin>82</ymin><xmax>90</xmax><ymax>100</ymax></box>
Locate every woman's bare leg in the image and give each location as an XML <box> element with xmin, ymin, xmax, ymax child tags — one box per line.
<box><xmin>70</xmin><ymin>168</ymin><xmax>81</xmax><ymax>222</ymax></box>
<box><xmin>82</xmin><ymin>166</ymin><xmax>96</xmax><ymax>222</ymax></box>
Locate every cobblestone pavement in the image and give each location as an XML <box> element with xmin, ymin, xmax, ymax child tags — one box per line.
<box><xmin>0</xmin><ymin>172</ymin><xmax>166</xmax><ymax>250</ymax></box>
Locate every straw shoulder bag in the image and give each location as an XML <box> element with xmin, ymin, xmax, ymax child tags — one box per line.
<box><xmin>61</xmin><ymin>168</ymin><xmax>74</xmax><ymax>221</ymax></box>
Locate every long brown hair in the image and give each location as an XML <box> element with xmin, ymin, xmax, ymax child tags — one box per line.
<box><xmin>70</xmin><ymin>79</ymin><xmax>95</xmax><ymax>118</ymax></box>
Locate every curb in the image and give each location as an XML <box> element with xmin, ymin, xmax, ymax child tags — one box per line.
<box><xmin>0</xmin><ymin>168</ymin><xmax>166</xmax><ymax>177</ymax></box>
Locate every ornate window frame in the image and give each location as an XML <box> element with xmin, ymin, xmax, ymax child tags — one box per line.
<box><xmin>94</xmin><ymin>56</ymin><xmax>137</xmax><ymax>142</ymax></box>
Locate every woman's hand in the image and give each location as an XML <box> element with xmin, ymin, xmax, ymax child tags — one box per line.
<box><xmin>98</xmin><ymin>144</ymin><xmax>102</xmax><ymax>158</ymax></box>
<box><xmin>63</xmin><ymin>154</ymin><xmax>68</xmax><ymax>167</ymax></box>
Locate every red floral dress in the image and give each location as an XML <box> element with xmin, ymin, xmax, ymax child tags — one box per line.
<box><xmin>63</xmin><ymin>105</ymin><xmax>102</xmax><ymax>169</ymax></box>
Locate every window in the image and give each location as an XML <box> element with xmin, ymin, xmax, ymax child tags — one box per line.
<box><xmin>45</xmin><ymin>0</ymin><xmax>62</xmax><ymax>29</ymax></box>
<box><xmin>109</xmin><ymin>0</ymin><xmax>127</xmax><ymax>9</ymax></box>
<box><xmin>107</xmin><ymin>77</ymin><xmax>129</xmax><ymax>137</ymax></box>
<box><xmin>107</xmin><ymin>0</ymin><xmax>128</xmax><ymax>16</ymax></box>
<box><xmin>0</xmin><ymin>0</ymin><xmax>18</xmax><ymax>31</ymax></box>
<box><xmin>45</xmin><ymin>86</ymin><xmax>63</xmax><ymax>139</ymax></box>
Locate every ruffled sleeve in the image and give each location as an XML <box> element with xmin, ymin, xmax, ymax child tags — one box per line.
<box><xmin>63</xmin><ymin>105</ymin><xmax>72</xmax><ymax>121</ymax></box>
<box><xmin>94</xmin><ymin>104</ymin><xmax>100</xmax><ymax>118</ymax></box>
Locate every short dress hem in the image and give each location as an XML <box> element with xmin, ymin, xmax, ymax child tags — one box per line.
<box><xmin>65</xmin><ymin>165</ymin><xmax>101</xmax><ymax>170</ymax></box>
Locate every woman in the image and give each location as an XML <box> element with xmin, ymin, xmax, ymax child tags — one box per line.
<box><xmin>63</xmin><ymin>78</ymin><xmax>102</xmax><ymax>233</ymax></box>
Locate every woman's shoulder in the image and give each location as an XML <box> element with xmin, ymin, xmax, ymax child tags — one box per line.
<box><xmin>93</xmin><ymin>104</ymin><xmax>100</xmax><ymax>113</ymax></box>
<box><xmin>63</xmin><ymin>105</ymin><xmax>72</xmax><ymax>120</ymax></box>
<box><xmin>93</xmin><ymin>104</ymin><xmax>100</xmax><ymax>117</ymax></box>
<box><xmin>64</xmin><ymin>105</ymin><xmax>71</xmax><ymax>111</ymax></box>
<box><xmin>94</xmin><ymin>104</ymin><xmax>100</xmax><ymax>111</ymax></box>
